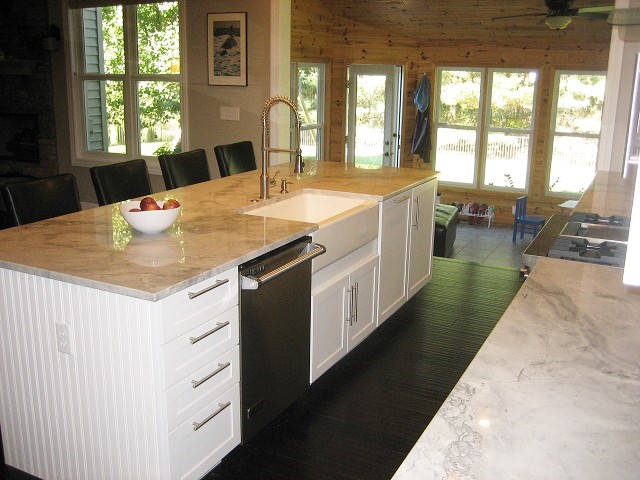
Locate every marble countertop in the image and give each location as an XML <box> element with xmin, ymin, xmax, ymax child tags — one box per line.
<box><xmin>0</xmin><ymin>161</ymin><xmax>437</xmax><ymax>301</ymax></box>
<box><xmin>392</xmin><ymin>258</ymin><xmax>640</xmax><ymax>480</ymax></box>
<box><xmin>393</xmin><ymin>168</ymin><xmax>640</xmax><ymax>479</ymax></box>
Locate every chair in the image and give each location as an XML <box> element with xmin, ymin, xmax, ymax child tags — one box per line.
<box><xmin>0</xmin><ymin>173</ymin><xmax>81</xmax><ymax>226</ymax></box>
<box><xmin>90</xmin><ymin>159</ymin><xmax>153</xmax><ymax>206</ymax></box>
<box><xmin>158</xmin><ymin>149</ymin><xmax>212</xmax><ymax>190</ymax></box>
<box><xmin>512</xmin><ymin>195</ymin><xmax>545</xmax><ymax>242</ymax></box>
<box><xmin>214</xmin><ymin>141</ymin><xmax>257</xmax><ymax>177</ymax></box>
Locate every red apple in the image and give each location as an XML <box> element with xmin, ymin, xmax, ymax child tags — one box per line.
<box><xmin>140</xmin><ymin>197</ymin><xmax>158</xmax><ymax>210</ymax></box>
<box><xmin>142</xmin><ymin>202</ymin><xmax>161</xmax><ymax>211</ymax></box>
<box><xmin>163</xmin><ymin>198</ymin><xmax>181</xmax><ymax>210</ymax></box>
<box><xmin>129</xmin><ymin>208</ymin><xmax>142</xmax><ymax>212</ymax></box>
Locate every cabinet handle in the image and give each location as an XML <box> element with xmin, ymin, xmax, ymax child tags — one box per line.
<box><xmin>346</xmin><ymin>286</ymin><xmax>354</xmax><ymax>326</ymax></box>
<box><xmin>394</xmin><ymin>195</ymin><xmax>410</xmax><ymax>204</ymax></box>
<box><xmin>412</xmin><ymin>196</ymin><xmax>420</xmax><ymax>229</ymax></box>
<box><xmin>191</xmin><ymin>362</ymin><xmax>231</xmax><ymax>389</ymax></box>
<box><xmin>188</xmin><ymin>278</ymin><xmax>229</xmax><ymax>299</ymax></box>
<box><xmin>192</xmin><ymin>402</ymin><xmax>231</xmax><ymax>431</ymax></box>
<box><xmin>189</xmin><ymin>321</ymin><xmax>230</xmax><ymax>344</ymax></box>
<box><xmin>354</xmin><ymin>282</ymin><xmax>359</xmax><ymax>323</ymax></box>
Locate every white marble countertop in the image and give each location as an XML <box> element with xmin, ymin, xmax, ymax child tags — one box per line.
<box><xmin>393</xmin><ymin>258</ymin><xmax>640</xmax><ymax>479</ymax></box>
<box><xmin>0</xmin><ymin>161</ymin><xmax>437</xmax><ymax>301</ymax></box>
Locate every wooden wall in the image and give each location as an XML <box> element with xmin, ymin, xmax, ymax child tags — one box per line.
<box><xmin>291</xmin><ymin>0</ymin><xmax>610</xmax><ymax>224</ymax></box>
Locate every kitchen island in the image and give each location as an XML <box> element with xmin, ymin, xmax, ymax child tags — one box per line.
<box><xmin>393</xmin><ymin>169</ymin><xmax>640</xmax><ymax>479</ymax></box>
<box><xmin>0</xmin><ymin>161</ymin><xmax>438</xmax><ymax>480</ymax></box>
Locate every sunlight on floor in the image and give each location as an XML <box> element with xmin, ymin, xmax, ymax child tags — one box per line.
<box><xmin>451</xmin><ymin>222</ymin><xmax>531</xmax><ymax>269</ymax></box>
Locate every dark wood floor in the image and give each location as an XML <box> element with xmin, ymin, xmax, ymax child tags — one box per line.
<box><xmin>1</xmin><ymin>258</ymin><xmax>522</xmax><ymax>480</ymax></box>
<box><xmin>208</xmin><ymin>258</ymin><xmax>522</xmax><ymax>480</ymax></box>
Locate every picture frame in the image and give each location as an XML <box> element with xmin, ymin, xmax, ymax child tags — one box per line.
<box><xmin>207</xmin><ymin>12</ymin><xmax>247</xmax><ymax>86</ymax></box>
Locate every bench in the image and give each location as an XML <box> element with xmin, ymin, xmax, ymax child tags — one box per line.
<box><xmin>433</xmin><ymin>203</ymin><xmax>458</xmax><ymax>258</ymax></box>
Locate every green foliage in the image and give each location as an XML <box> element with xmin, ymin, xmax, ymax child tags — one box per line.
<box><xmin>98</xmin><ymin>3</ymin><xmax>180</xmax><ymax>129</ymax></box>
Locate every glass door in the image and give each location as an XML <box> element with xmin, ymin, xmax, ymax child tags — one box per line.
<box><xmin>346</xmin><ymin>64</ymin><xmax>402</xmax><ymax>167</ymax></box>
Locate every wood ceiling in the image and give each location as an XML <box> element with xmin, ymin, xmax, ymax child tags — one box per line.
<box><xmin>317</xmin><ymin>0</ymin><xmax>616</xmax><ymax>50</ymax></box>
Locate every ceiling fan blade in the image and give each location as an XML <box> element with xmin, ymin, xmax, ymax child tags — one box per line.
<box><xmin>492</xmin><ymin>12</ymin><xmax>548</xmax><ymax>21</ymax></box>
<box><xmin>607</xmin><ymin>8</ymin><xmax>640</xmax><ymax>26</ymax></box>
<box><xmin>577</xmin><ymin>5</ymin><xmax>614</xmax><ymax>20</ymax></box>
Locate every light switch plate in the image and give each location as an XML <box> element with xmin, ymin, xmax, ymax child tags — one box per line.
<box><xmin>55</xmin><ymin>323</ymin><xmax>72</xmax><ymax>355</ymax></box>
<box><xmin>220</xmin><ymin>106</ymin><xmax>240</xmax><ymax>121</ymax></box>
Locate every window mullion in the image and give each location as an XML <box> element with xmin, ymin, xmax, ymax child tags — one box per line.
<box><xmin>123</xmin><ymin>4</ymin><xmax>138</xmax><ymax>157</ymax></box>
<box><xmin>477</xmin><ymin>68</ymin><xmax>490</xmax><ymax>188</ymax></box>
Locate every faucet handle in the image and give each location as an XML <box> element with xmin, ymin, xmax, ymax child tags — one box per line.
<box><xmin>269</xmin><ymin>170</ymin><xmax>280</xmax><ymax>187</ymax></box>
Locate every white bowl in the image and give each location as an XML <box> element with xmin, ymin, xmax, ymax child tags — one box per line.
<box><xmin>120</xmin><ymin>200</ymin><xmax>182</xmax><ymax>234</ymax></box>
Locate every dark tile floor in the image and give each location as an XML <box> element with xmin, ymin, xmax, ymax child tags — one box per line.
<box><xmin>451</xmin><ymin>222</ymin><xmax>532</xmax><ymax>269</ymax></box>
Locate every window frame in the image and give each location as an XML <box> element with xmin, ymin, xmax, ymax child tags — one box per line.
<box><xmin>291</xmin><ymin>61</ymin><xmax>326</xmax><ymax>161</ymax></box>
<box><xmin>68</xmin><ymin>1</ymin><xmax>184</xmax><ymax>174</ymax></box>
<box><xmin>546</xmin><ymin>69</ymin><xmax>607</xmax><ymax>197</ymax></box>
<box><xmin>433</xmin><ymin>66</ymin><xmax>538</xmax><ymax>192</ymax></box>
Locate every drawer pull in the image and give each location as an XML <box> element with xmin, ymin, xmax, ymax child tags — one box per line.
<box><xmin>191</xmin><ymin>362</ymin><xmax>231</xmax><ymax>389</ymax></box>
<box><xmin>189</xmin><ymin>321</ymin><xmax>230</xmax><ymax>344</ymax></box>
<box><xmin>394</xmin><ymin>195</ymin><xmax>410</xmax><ymax>204</ymax></box>
<box><xmin>192</xmin><ymin>402</ymin><xmax>231</xmax><ymax>431</ymax></box>
<box><xmin>188</xmin><ymin>278</ymin><xmax>229</xmax><ymax>299</ymax></box>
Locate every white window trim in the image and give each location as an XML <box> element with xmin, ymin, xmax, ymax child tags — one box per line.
<box><xmin>291</xmin><ymin>61</ymin><xmax>326</xmax><ymax>161</ymax></box>
<box><xmin>66</xmin><ymin>0</ymin><xmax>185</xmax><ymax>175</ymax></box>
<box><xmin>547</xmin><ymin>69</ymin><xmax>607</xmax><ymax>197</ymax></box>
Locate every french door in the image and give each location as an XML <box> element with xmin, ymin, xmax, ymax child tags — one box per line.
<box><xmin>346</xmin><ymin>64</ymin><xmax>403</xmax><ymax>167</ymax></box>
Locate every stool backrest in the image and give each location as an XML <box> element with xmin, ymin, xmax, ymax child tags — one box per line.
<box><xmin>514</xmin><ymin>196</ymin><xmax>528</xmax><ymax>220</ymax></box>
<box><xmin>158</xmin><ymin>149</ymin><xmax>211</xmax><ymax>190</ymax></box>
<box><xmin>214</xmin><ymin>141</ymin><xmax>257</xmax><ymax>177</ymax></box>
<box><xmin>1</xmin><ymin>173</ymin><xmax>81</xmax><ymax>226</ymax></box>
<box><xmin>90</xmin><ymin>159</ymin><xmax>152</xmax><ymax>206</ymax></box>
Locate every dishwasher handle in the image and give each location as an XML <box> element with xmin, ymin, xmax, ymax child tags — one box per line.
<box><xmin>241</xmin><ymin>243</ymin><xmax>326</xmax><ymax>290</ymax></box>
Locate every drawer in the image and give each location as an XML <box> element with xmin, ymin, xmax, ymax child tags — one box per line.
<box><xmin>168</xmin><ymin>383</ymin><xmax>240</xmax><ymax>480</ymax></box>
<box><xmin>165</xmin><ymin>345</ymin><xmax>239</xmax><ymax>432</ymax></box>
<box><xmin>162</xmin><ymin>306</ymin><xmax>239</xmax><ymax>389</ymax></box>
<box><xmin>160</xmin><ymin>267</ymin><xmax>238</xmax><ymax>344</ymax></box>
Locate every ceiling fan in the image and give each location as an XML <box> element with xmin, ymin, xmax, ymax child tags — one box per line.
<box><xmin>493</xmin><ymin>0</ymin><xmax>640</xmax><ymax>30</ymax></box>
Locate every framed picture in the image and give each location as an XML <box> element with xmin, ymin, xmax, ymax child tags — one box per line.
<box><xmin>207</xmin><ymin>12</ymin><xmax>247</xmax><ymax>86</ymax></box>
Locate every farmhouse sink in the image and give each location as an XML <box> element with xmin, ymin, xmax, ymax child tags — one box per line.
<box><xmin>242</xmin><ymin>191</ymin><xmax>379</xmax><ymax>272</ymax></box>
<box><xmin>242</xmin><ymin>191</ymin><xmax>374</xmax><ymax>224</ymax></box>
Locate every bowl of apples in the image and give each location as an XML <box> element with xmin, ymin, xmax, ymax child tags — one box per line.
<box><xmin>120</xmin><ymin>196</ymin><xmax>182</xmax><ymax>234</ymax></box>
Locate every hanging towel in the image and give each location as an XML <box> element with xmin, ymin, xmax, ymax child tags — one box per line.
<box><xmin>411</xmin><ymin>74</ymin><xmax>432</xmax><ymax>160</ymax></box>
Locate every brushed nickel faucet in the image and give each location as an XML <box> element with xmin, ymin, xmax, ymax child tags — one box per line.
<box><xmin>260</xmin><ymin>95</ymin><xmax>304</xmax><ymax>200</ymax></box>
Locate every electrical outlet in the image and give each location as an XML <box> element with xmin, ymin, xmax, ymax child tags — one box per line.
<box><xmin>220</xmin><ymin>106</ymin><xmax>240</xmax><ymax>121</ymax></box>
<box><xmin>55</xmin><ymin>323</ymin><xmax>72</xmax><ymax>355</ymax></box>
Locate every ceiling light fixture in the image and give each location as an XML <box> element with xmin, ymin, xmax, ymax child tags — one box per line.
<box><xmin>545</xmin><ymin>15</ymin><xmax>572</xmax><ymax>30</ymax></box>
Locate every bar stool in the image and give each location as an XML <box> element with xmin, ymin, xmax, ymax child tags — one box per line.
<box><xmin>214</xmin><ymin>141</ymin><xmax>257</xmax><ymax>177</ymax></box>
<box><xmin>0</xmin><ymin>173</ymin><xmax>82</xmax><ymax>226</ymax></box>
<box><xmin>90</xmin><ymin>159</ymin><xmax>153</xmax><ymax>206</ymax></box>
<box><xmin>158</xmin><ymin>149</ymin><xmax>211</xmax><ymax>190</ymax></box>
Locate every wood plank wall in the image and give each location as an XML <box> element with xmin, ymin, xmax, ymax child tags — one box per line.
<box><xmin>291</xmin><ymin>0</ymin><xmax>610</xmax><ymax>224</ymax></box>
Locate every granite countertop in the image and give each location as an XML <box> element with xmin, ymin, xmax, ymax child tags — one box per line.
<box><xmin>0</xmin><ymin>161</ymin><xmax>437</xmax><ymax>301</ymax></box>
<box><xmin>393</xmin><ymin>169</ymin><xmax>640</xmax><ymax>479</ymax></box>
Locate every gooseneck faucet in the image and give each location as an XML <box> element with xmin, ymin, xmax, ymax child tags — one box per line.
<box><xmin>260</xmin><ymin>95</ymin><xmax>304</xmax><ymax>200</ymax></box>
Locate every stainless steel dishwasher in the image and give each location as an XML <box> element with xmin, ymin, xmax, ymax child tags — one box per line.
<box><xmin>239</xmin><ymin>236</ymin><xmax>325</xmax><ymax>443</ymax></box>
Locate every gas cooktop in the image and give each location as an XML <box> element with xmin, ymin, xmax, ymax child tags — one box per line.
<box><xmin>547</xmin><ymin>236</ymin><xmax>627</xmax><ymax>268</ymax></box>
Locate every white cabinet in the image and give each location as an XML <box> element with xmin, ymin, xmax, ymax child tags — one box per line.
<box><xmin>310</xmin><ymin>244</ymin><xmax>378</xmax><ymax>382</ymax></box>
<box><xmin>0</xmin><ymin>266</ymin><xmax>240</xmax><ymax>480</ymax></box>
<box><xmin>378</xmin><ymin>179</ymin><xmax>437</xmax><ymax>324</ymax></box>
<box><xmin>408</xmin><ymin>179</ymin><xmax>437</xmax><ymax>298</ymax></box>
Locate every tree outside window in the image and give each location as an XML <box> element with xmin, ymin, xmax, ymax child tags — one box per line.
<box><xmin>73</xmin><ymin>2</ymin><xmax>181</xmax><ymax>162</ymax></box>
<box><xmin>548</xmin><ymin>72</ymin><xmax>606</xmax><ymax>194</ymax></box>
<box><xmin>291</xmin><ymin>62</ymin><xmax>325</xmax><ymax>161</ymax></box>
<box><xmin>434</xmin><ymin>67</ymin><xmax>537</xmax><ymax>190</ymax></box>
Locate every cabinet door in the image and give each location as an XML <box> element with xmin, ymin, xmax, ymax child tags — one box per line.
<box><xmin>310</xmin><ymin>274</ymin><xmax>350</xmax><ymax>382</ymax></box>
<box><xmin>378</xmin><ymin>193</ymin><xmax>411</xmax><ymax>324</ymax></box>
<box><xmin>347</xmin><ymin>256</ymin><xmax>378</xmax><ymax>350</ymax></box>
<box><xmin>408</xmin><ymin>180</ymin><xmax>437</xmax><ymax>298</ymax></box>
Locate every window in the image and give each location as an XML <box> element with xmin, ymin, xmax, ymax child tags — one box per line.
<box><xmin>291</xmin><ymin>62</ymin><xmax>325</xmax><ymax>160</ymax></box>
<box><xmin>548</xmin><ymin>71</ymin><xmax>606</xmax><ymax>194</ymax></box>
<box><xmin>70</xmin><ymin>1</ymin><xmax>181</xmax><ymax>164</ymax></box>
<box><xmin>434</xmin><ymin>67</ymin><xmax>537</xmax><ymax>190</ymax></box>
